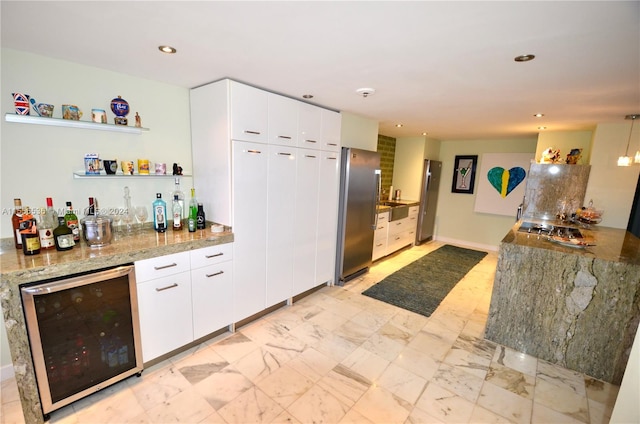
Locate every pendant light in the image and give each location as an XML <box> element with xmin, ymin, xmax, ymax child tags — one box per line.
<box><xmin>618</xmin><ymin>114</ymin><xmax>639</xmax><ymax>166</ymax></box>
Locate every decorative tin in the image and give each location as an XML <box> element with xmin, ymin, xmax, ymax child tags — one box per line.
<box><xmin>12</xmin><ymin>93</ymin><xmax>30</xmax><ymax>115</ymax></box>
<box><xmin>110</xmin><ymin>95</ymin><xmax>130</xmax><ymax>125</ymax></box>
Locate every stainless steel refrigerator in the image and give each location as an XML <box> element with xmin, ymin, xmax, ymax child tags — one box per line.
<box><xmin>415</xmin><ymin>159</ymin><xmax>442</xmax><ymax>245</ymax></box>
<box><xmin>335</xmin><ymin>148</ymin><xmax>381</xmax><ymax>285</ymax></box>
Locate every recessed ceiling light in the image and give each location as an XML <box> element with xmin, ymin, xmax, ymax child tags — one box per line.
<box><xmin>422</xmin><ymin>132</ymin><xmax>428</xmax><ymax>136</ymax></box>
<box><xmin>356</xmin><ymin>88</ymin><xmax>375</xmax><ymax>98</ymax></box>
<box><xmin>538</xmin><ymin>126</ymin><xmax>547</xmax><ymax>130</ymax></box>
<box><xmin>514</xmin><ymin>54</ymin><xmax>535</xmax><ymax>62</ymax></box>
<box><xmin>158</xmin><ymin>45</ymin><xmax>177</xmax><ymax>54</ymax></box>
<box><xmin>396</xmin><ymin>123</ymin><xmax>403</xmax><ymax>128</ymax></box>
<box><xmin>302</xmin><ymin>94</ymin><xmax>314</xmax><ymax>99</ymax></box>
<box><xmin>534</xmin><ymin>113</ymin><xmax>544</xmax><ymax>118</ymax></box>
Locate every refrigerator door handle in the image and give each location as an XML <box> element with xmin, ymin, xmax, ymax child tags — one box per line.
<box><xmin>372</xmin><ymin>170</ymin><xmax>381</xmax><ymax>229</ymax></box>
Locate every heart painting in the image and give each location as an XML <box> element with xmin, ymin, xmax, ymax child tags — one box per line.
<box><xmin>487</xmin><ymin>166</ymin><xmax>526</xmax><ymax>198</ymax></box>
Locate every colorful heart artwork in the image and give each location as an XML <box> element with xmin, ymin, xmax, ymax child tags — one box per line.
<box><xmin>487</xmin><ymin>167</ymin><xmax>526</xmax><ymax>198</ymax></box>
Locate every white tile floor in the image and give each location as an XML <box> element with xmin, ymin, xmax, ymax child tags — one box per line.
<box><xmin>0</xmin><ymin>241</ymin><xmax>620</xmax><ymax>423</ymax></box>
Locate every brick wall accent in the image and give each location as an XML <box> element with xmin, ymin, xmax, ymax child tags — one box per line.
<box><xmin>377</xmin><ymin>134</ymin><xmax>396</xmax><ymax>200</ymax></box>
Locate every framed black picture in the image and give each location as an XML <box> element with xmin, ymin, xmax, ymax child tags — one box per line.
<box><xmin>452</xmin><ymin>155</ymin><xmax>478</xmax><ymax>194</ymax></box>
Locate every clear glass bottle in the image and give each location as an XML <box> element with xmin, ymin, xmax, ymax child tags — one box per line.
<box><xmin>39</xmin><ymin>198</ymin><xmax>57</xmax><ymax>250</ymax></box>
<box><xmin>172</xmin><ymin>178</ymin><xmax>185</xmax><ymax>220</ymax></box>
<box><xmin>172</xmin><ymin>194</ymin><xmax>183</xmax><ymax>231</ymax></box>
<box><xmin>152</xmin><ymin>193</ymin><xmax>167</xmax><ymax>233</ymax></box>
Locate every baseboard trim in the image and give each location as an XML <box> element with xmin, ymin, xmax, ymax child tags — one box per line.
<box><xmin>434</xmin><ymin>236</ymin><xmax>499</xmax><ymax>253</ymax></box>
<box><xmin>1</xmin><ymin>363</ymin><xmax>15</xmax><ymax>381</ymax></box>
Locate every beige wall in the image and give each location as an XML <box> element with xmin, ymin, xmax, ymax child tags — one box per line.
<box><xmin>392</xmin><ymin>136</ymin><xmax>435</xmax><ymax>202</ymax></box>
<box><xmin>340</xmin><ymin>112</ymin><xmax>378</xmax><ymax>151</ymax></box>
<box><xmin>536</xmin><ymin>130</ymin><xmax>594</xmax><ymax>165</ymax></box>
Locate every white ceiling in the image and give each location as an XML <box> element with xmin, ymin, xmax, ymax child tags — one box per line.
<box><xmin>2</xmin><ymin>1</ymin><xmax>639</xmax><ymax>140</ymax></box>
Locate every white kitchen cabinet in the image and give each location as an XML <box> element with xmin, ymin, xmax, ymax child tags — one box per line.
<box><xmin>135</xmin><ymin>252</ymin><xmax>193</xmax><ymax>362</ymax></box>
<box><xmin>320</xmin><ymin>109</ymin><xmax>341</xmax><ymax>152</ymax></box>
<box><xmin>190</xmin><ymin>244</ymin><xmax>233</xmax><ymax>339</ymax></box>
<box><xmin>385</xmin><ymin>205</ymin><xmax>419</xmax><ymax>256</ymax></box>
<box><xmin>232</xmin><ymin>140</ymin><xmax>268</xmax><ymax>321</ymax></box>
<box><xmin>372</xmin><ymin>211</ymin><xmax>389</xmax><ymax>261</ymax></box>
<box><xmin>293</xmin><ymin>149</ymin><xmax>320</xmax><ymax>295</ymax></box>
<box><xmin>298</xmin><ymin>102</ymin><xmax>322</xmax><ymax>149</ymax></box>
<box><xmin>230</xmin><ymin>80</ymin><xmax>268</xmax><ymax>144</ymax></box>
<box><xmin>315</xmin><ymin>150</ymin><xmax>340</xmax><ymax>285</ymax></box>
<box><xmin>268</xmin><ymin>93</ymin><xmax>298</xmax><ymax>147</ymax></box>
<box><xmin>266</xmin><ymin>144</ymin><xmax>296</xmax><ymax>307</ymax></box>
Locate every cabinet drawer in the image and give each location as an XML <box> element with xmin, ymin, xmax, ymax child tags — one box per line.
<box><xmin>190</xmin><ymin>243</ymin><xmax>233</xmax><ymax>270</ymax></box>
<box><xmin>135</xmin><ymin>251</ymin><xmax>190</xmax><ymax>283</ymax></box>
<box><xmin>409</xmin><ymin>205</ymin><xmax>419</xmax><ymax>216</ymax></box>
<box><xmin>388</xmin><ymin>218</ymin><xmax>408</xmax><ymax>236</ymax></box>
<box><xmin>372</xmin><ymin>239</ymin><xmax>387</xmax><ymax>261</ymax></box>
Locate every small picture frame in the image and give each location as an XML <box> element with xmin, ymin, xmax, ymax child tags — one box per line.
<box><xmin>452</xmin><ymin>155</ymin><xmax>478</xmax><ymax>194</ymax></box>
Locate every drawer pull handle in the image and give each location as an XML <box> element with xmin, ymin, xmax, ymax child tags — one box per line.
<box><xmin>327</xmin><ymin>143</ymin><xmax>338</xmax><ymax>146</ymax></box>
<box><xmin>154</xmin><ymin>263</ymin><xmax>177</xmax><ymax>270</ymax></box>
<box><xmin>327</xmin><ymin>157</ymin><xmax>337</xmax><ymax>160</ymax></box>
<box><xmin>156</xmin><ymin>283</ymin><xmax>178</xmax><ymax>292</ymax></box>
<box><xmin>205</xmin><ymin>252</ymin><xmax>224</xmax><ymax>258</ymax></box>
<box><xmin>375</xmin><ymin>243</ymin><xmax>384</xmax><ymax>247</ymax></box>
<box><xmin>245</xmin><ymin>130</ymin><xmax>261</xmax><ymax>135</ymax></box>
<box><xmin>305</xmin><ymin>139</ymin><xmax>317</xmax><ymax>143</ymax></box>
<box><xmin>305</xmin><ymin>154</ymin><xmax>317</xmax><ymax>158</ymax></box>
<box><xmin>247</xmin><ymin>149</ymin><xmax>262</xmax><ymax>154</ymax></box>
<box><xmin>206</xmin><ymin>271</ymin><xmax>224</xmax><ymax>278</ymax></box>
<box><xmin>278</xmin><ymin>135</ymin><xmax>292</xmax><ymax>139</ymax></box>
<box><xmin>278</xmin><ymin>152</ymin><xmax>292</xmax><ymax>156</ymax></box>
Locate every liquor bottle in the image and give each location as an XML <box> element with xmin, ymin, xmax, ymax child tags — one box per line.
<box><xmin>188</xmin><ymin>188</ymin><xmax>198</xmax><ymax>232</ymax></box>
<box><xmin>196</xmin><ymin>203</ymin><xmax>206</xmax><ymax>230</ymax></box>
<box><xmin>152</xmin><ymin>193</ymin><xmax>167</xmax><ymax>233</ymax></box>
<box><xmin>172</xmin><ymin>178</ymin><xmax>185</xmax><ymax>220</ymax></box>
<box><xmin>172</xmin><ymin>195</ymin><xmax>183</xmax><ymax>231</ymax></box>
<box><xmin>38</xmin><ymin>198</ymin><xmax>57</xmax><ymax>250</ymax></box>
<box><xmin>20</xmin><ymin>213</ymin><xmax>40</xmax><ymax>255</ymax></box>
<box><xmin>11</xmin><ymin>198</ymin><xmax>23</xmax><ymax>248</ymax></box>
<box><xmin>64</xmin><ymin>202</ymin><xmax>80</xmax><ymax>242</ymax></box>
<box><xmin>53</xmin><ymin>217</ymin><xmax>74</xmax><ymax>251</ymax></box>
<box><xmin>87</xmin><ymin>197</ymin><xmax>95</xmax><ymax>216</ymax></box>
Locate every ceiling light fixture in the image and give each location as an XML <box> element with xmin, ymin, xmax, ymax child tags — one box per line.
<box><xmin>618</xmin><ymin>114</ymin><xmax>640</xmax><ymax>166</ymax></box>
<box><xmin>356</xmin><ymin>88</ymin><xmax>375</xmax><ymax>98</ymax></box>
<box><xmin>538</xmin><ymin>126</ymin><xmax>547</xmax><ymax>130</ymax></box>
<box><xmin>302</xmin><ymin>94</ymin><xmax>314</xmax><ymax>99</ymax></box>
<box><xmin>534</xmin><ymin>113</ymin><xmax>544</xmax><ymax>118</ymax></box>
<box><xmin>422</xmin><ymin>132</ymin><xmax>428</xmax><ymax>136</ymax></box>
<box><xmin>158</xmin><ymin>45</ymin><xmax>177</xmax><ymax>54</ymax></box>
<box><xmin>514</xmin><ymin>54</ymin><xmax>535</xmax><ymax>62</ymax></box>
<box><xmin>396</xmin><ymin>123</ymin><xmax>403</xmax><ymax>128</ymax></box>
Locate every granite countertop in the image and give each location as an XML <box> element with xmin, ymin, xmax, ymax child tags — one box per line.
<box><xmin>1</xmin><ymin>224</ymin><xmax>234</xmax><ymax>285</ymax></box>
<box><xmin>502</xmin><ymin>219</ymin><xmax>640</xmax><ymax>265</ymax></box>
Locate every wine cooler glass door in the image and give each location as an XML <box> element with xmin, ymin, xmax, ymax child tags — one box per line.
<box><xmin>21</xmin><ymin>265</ymin><xmax>143</xmax><ymax>416</ymax></box>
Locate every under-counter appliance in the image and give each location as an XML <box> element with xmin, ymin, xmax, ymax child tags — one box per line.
<box><xmin>335</xmin><ymin>147</ymin><xmax>381</xmax><ymax>285</ymax></box>
<box><xmin>20</xmin><ymin>265</ymin><xmax>143</xmax><ymax>419</ymax></box>
<box><xmin>415</xmin><ymin>159</ymin><xmax>442</xmax><ymax>245</ymax></box>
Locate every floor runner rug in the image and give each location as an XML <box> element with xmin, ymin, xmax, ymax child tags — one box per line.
<box><xmin>362</xmin><ymin>244</ymin><xmax>488</xmax><ymax>317</ymax></box>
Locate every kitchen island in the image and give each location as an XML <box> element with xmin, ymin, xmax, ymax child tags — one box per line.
<box><xmin>485</xmin><ymin>221</ymin><xmax>640</xmax><ymax>384</ymax></box>
<box><xmin>1</xmin><ymin>226</ymin><xmax>233</xmax><ymax>424</ymax></box>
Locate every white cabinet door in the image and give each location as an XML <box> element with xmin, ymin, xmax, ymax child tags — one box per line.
<box><xmin>192</xmin><ymin>261</ymin><xmax>233</xmax><ymax>339</ymax></box>
<box><xmin>293</xmin><ymin>149</ymin><xmax>320</xmax><ymax>295</ymax></box>
<box><xmin>315</xmin><ymin>150</ymin><xmax>340</xmax><ymax>286</ymax></box>
<box><xmin>298</xmin><ymin>102</ymin><xmax>322</xmax><ymax>149</ymax></box>
<box><xmin>230</xmin><ymin>81</ymin><xmax>268</xmax><ymax>143</ymax></box>
<box><xmin>320</xmin><ymin>109</ymin><xmax>341</xmax><ymax>152</ymax></box>
<box><xmin>232</xmin><ymin>141</ymin><xmax>268</xmax><ymax>321</ymax></box>
<box><xmin>373</xmin><ymin>211</ymin><xmax>389</xmax><ymax>261</ymax></box>
<box><xmin>136</xmin><ymin>272</ymin><xmax>193</xmax><ymax>362</ymax></box>
<box><xmin>268</xmin><ymin>93</ymin><xmax>298</xmax><ymax>147</ymax></box>
<box><xmin>266</xmin><ymin>145</ymin><xmax>296</xmax><ymax>307</ymax></box>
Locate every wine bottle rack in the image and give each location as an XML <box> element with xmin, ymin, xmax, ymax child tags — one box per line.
<box><xmin>5</xmin><ymin>113</ymin><xmax>150</xmax><ymax>134</ymax></box>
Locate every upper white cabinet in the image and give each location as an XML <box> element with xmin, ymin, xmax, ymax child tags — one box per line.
<box><xmin>298</xmin><ymin>102</ymin><xmax>322</xmax><ymax>149</ymax></box>
<box><xmin>268</xmin><ymin>93</ymin><xmax>298</xmax><ymax>147</ymax></box>
<box><xmin>315</xmin><ymin>151</ymin><xmax>340</xmax><ymax>285</ymax></box>
<box><xmin>230</xmin><ymin>80</ymin><xmax>268</xmax><ymax>143</ymax></box>
<box><xmin>321</xmin><ymin>110</ymin><xmax>341</xmax><ymax>152</ymax></box>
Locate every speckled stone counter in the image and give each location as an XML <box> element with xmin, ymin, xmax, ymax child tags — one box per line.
<box><xmin>1</xmin><ymin>226</ymin><xmax>233</xmax><ymax>424</ymax></box>
<box><xmin>485</xmin><ymin>222</ymin><xmax>640</xmax><ymax>384</ymax></box>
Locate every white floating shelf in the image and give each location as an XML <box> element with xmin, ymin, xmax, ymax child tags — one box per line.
<box><xmin>5</xmin><ymin>113</ymin><xmax>149</xmax><ymax>134</ymax></box>
<box><xmin>73</xmin><ymin>172</ymin><xmax>191</xmax><ymax>179</ymax></box>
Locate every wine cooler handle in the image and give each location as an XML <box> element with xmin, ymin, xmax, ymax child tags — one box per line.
<box><xmin>155</xmin><ymin>283</ymin><xmax>178</xmax><ymax>292</ymax></box>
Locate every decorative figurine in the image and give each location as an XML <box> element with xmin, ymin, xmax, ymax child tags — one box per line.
<box><xmin>110</xmin><ymin>95</ymin><xmax>130</xmax><ymax>125</ymax></box>
<box><xmin>172</xmin><ymin>163</ymin><xmax>183</xmax><ymax>175</ymax></box>
<box><xmin>134</xmin><ymin>112</ymin><xmax>141</xmax><ymax>128</ymax></box>
<box><xmin>540</xmin><ymin>147</ymin><xmax>561</xmax><ymax>164</ymax></box>
<box><xmin>566</xmin><ymin>148</ymin><xmax>582</xmax><ymax>165</ymax></box>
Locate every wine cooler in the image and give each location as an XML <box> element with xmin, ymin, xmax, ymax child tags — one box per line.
<box><xmin>20</xmin><ymin>265</ymin><xmax>143</xmax><ymax>418</ymax></box>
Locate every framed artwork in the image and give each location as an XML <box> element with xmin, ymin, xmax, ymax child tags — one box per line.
<box><xmin>451</xmin><ymin>155</ymin><xmax>478</xmax><ymax>194</ymax></box>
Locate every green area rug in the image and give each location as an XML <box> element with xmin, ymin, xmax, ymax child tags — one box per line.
<box><xmin>362</xmin><ymin>244</ymin><xmax>488</xmax><ymax>317</ymax></box>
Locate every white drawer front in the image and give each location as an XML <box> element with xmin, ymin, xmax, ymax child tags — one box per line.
<box><xmin>190</xmin><ymin>243</ymin><xmax>233</xmax><ymax>270</ymax></box>
<box><xmin>135</xmin><ymin>251</ymin><xmax>190</xmax><ymax>283</ymax></box>
<box><xmin>388</xmin><ymin>218</ymin><xmax>408</xmax><ymax>236</ymax></box>
<box><xmin>409</xmin><ymin>205</ymin><xmax>419</xmax><ymax>216</ymax></box>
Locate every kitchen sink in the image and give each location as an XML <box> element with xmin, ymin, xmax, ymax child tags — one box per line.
<box><xmin>380</xmin><ymin>201</ymin><xmax>406</xmax><ymax>207</ymax></box>
<box><xmin>518</xmin><ymin>221</ymin><xmax>583</xmax><ymax>238</ymax></box>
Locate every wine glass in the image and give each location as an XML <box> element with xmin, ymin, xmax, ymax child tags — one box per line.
<box><xmin>121</xmin><ymin>208</ymin><xmax>136</xmax><ymax>235</ymax></box>
<box><xmin>134</xmin><ymin>206</ymin><xmax>148</xmax><ymax>232</ymax></box>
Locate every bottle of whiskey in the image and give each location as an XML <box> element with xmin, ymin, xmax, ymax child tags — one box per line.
<box><xmin>64</xmin><ymin>202</ymin><xmax>80</xmax><ymax>242</ymax></box>
<box><xmin>11</xmin><ymin>198</ymin><xmax>23</xmax><ymax>248</ymax></box>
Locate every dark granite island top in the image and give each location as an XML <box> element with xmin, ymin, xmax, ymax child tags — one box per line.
<box><xmin>485</xmin><ymin>221</ymin><xmax>640</xmax><ymax>384</ymax></box>
<box><xmin>1</xmin><ymin>227</ymin><xmax>233</xmax><ymax>424</ymax></box>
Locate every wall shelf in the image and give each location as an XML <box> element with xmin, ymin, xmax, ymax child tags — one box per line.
<box><xmin>5</xmin><ymin>113</ymin><xmax>150</xmax><ymax>134</ymax></box>
<box><xmin>73</xmin><ymin>172</ymin><xmax>191</xmax><ymax>179</ymax></box>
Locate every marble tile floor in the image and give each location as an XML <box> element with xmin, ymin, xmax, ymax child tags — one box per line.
<box><xmin>1</xmin><ymin>241</ymin><xmax>620</xmax><ymax>424</ymax></box>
